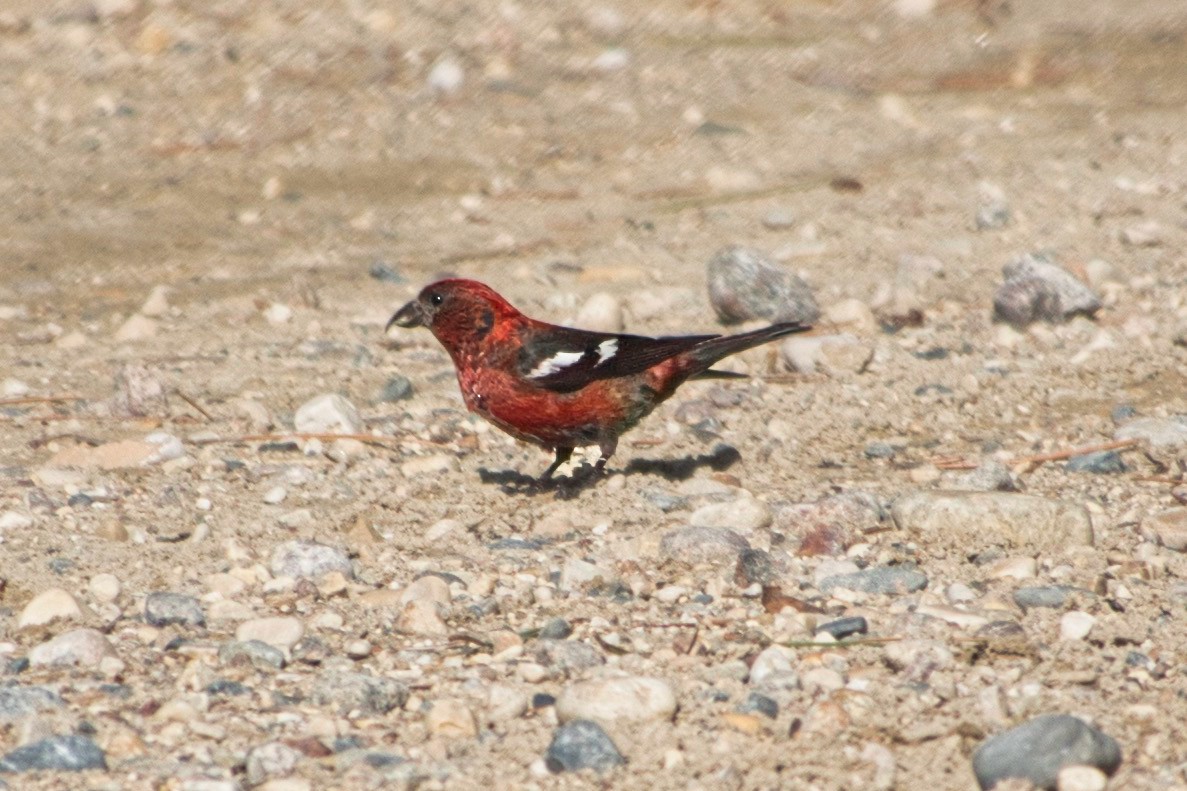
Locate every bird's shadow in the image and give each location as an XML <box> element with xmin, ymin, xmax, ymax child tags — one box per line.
<box><xmin>477</xmin><ymin>444</ymin><xmax>742</xmax><ymax>498</ymax></box>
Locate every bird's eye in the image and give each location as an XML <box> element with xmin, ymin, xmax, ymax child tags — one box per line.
<box><xmin>429</xmin><ymin>293</ymin><xmax>444</xmax><ymax>306</ymax></box>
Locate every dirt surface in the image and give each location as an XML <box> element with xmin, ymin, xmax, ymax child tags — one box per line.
<box><xmin>3</xmin><ymin>0</ymin><xmax>1187</xmax><ymax>788</ymax></box>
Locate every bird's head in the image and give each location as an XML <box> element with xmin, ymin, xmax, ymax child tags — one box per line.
<box><xmin>387</xmin><ymin>279</ymin><xmax>519</xmax><ymax>350</ymax></box>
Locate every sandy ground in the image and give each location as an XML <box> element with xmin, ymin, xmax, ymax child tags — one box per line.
<box><xmin>3</xmin><ymin>0</ymin><xmax>1187</xmax><ymax>788</ymax></box>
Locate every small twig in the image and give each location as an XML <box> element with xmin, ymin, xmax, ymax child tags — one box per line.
<box><xmin>175</xmin><ymin>389</ymin><xmax>214</xmax><ymax>422</ymax></box>
<box><xmin>0</xmin><ymin>394</ymin><xmax>83</xmax><ymax>406</ymax></box>
<box><xmin>1012</xmin><ymin>438</ymin><xmax>1141</xmax><ymax>466</ymax></box>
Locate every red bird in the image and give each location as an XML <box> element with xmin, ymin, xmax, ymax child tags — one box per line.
<box><xmin>388</xmin><ymin>279</ymin><xmax>809</xmax><ymax>480</ymax></box>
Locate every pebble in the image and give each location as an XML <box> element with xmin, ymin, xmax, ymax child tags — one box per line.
<box><xmin>144</xmin><ymin>592</ymin><xmax>205</xmax><ymax>628</ymax></box>
<box><xmin>1064</xmin><ymin>451</ymin><xmax>1126</xmax><ymax>474</ymax></box>
<box><xmin>398</xmin><ymin>599</ymin><xmax>448</xmax><ymax>635</ymax></box>
<box><xmin>530</xmin><ymin>640</ymin><xmax>604</xmax><ymax>674</ymax></box>
<box><xmin>819</xmin><ymin>566</ymin><xmax>928</xmax><ymax>595</ymax></box>
<box><xmin>18</xmin><ymin>588</ymin><xmax>85</xmax><ymax>628</ymax></box>
<box><xmin>658</xmin><ymin>525</ymin><xmax>750</xmax><ymax>566</ymax></box>
<box><xmin>539</xmin><ymin>617</ymin><xmax>573</xmax><ymax>640</ymax></box>
<box><xmin>1120</xmin><ymin>220</ymin><xmax>1163</xmax><ymax>247</ymax></box>
<box><xmin>545</xmin><ymin>720</ymin><xmax>625</xmax><ymax>773</ymax></box>
<box><xmin>1060</xmin><ymin>611</ymin><xmax>1096</xmax><ymax>641</ymax></box>
<box><xmin>1141</xmin><ymin>508</ymin><xmax>1187</xmax><ymax>551</ymax></box>
<box><xmin>816</xmin><ymin>616</ymin><xmax>868</xmax><ymax>640</ymax></box>
<box><xmin>972</xmin><ymin>714</ymin><xmax>1121</xmax><ymax>790</ymax></box>
<box><xmin>1057</xmin><ymin>765</ymin><xmax>1109</xmax><ymax>791</ymax></box>
<box><xmin>824</xmin><ymin>298</ymin><xmax>877</xmax><ymax>333</ymax></box>
<box><xmin>264</xmin><ymin>303</ymin><xmax>293</xmax><ymax>325</ymax></box>
<box><xmin>1114</xmin><ymin>416</ymin><xmax>1187</xmax><ymax>448</ymax></box>
<box><xmin>0</xmin><ymin>511</ymin><xmax>32</xmax><ymax>531</ymax></box>
<box><xmin>29</xmin><ymin>628</ymin><xmax>115</xmax><ymax>668</ymax></box>
<box><xmin>992</xmin><ymin>252</ymin><xmax>1102</xmax><ymax>326</ymax></box>
<box><xmin>487</xmin><ymin>684</ymin><xmax>530</xmax><ymax>723</ymax></box>
<box><xmin>400</xmin><ymin>454</ymin><xmax>458</xmax><ymax>476</ymax></box>
<box><xmin>780</xmin><ymin>333</ymin><xmax>861</xmax><ymax>375</ymax></box>
<box><xmin>0</xmin><ymin>686</ymin><xmax>64</xmax><ymax>723</ymax></box>
<box><xmin>706</xmin><ymin>245</ymin><xmax>820</xmax><ymax>325</ymax></box>
<box><xmin>984</xmin><ymin>557</ymin><xmax>1037</xmax><ymax>580</ymax></box>
<box><xmin>690</xmin><ymin>496</ymin><xmax>772</xmax><ymax>533</ymax></box>
<box><xmin>1015</xmin><ymin>585</ymin><xmax>1083</xmax><ymax>610</ymax></box>
<box><xmin>114</xmin><ymin>313</ymin><xmax>158</xmax><ymax>342</ymax></box>
<box><xmin>270</xmin><ymin>541</ymin><xmax>353</xmax><ymax>580</ymax></box>
<box><xmin>883</xmin><ymin>639</ymin><xmax>953</xmax><ymax>680</ymax></box>
<box><xmin>378</xmin><ymin>375</ymin><xmax>413</xmax><ymax>402</ymax></box>
<box><xmin>427</xmin><ymin>55</ymin><xmax>464</xmax><ymax>95</ymax></box>
<box><xmin>235</xmin><ymin>617</ymin><xmax>305</xmax><ymax>653</ymax></box>
<box><xmin>954</xmin><ymin>460</ymin><xmax>1017</xmax><ymax>492</ymax></box>
<box><xmin>738</xmin><ymin>692</ymin><xmax>779</xmax><ymax>719</ymax></box>
<box><xmin>556</xmin><ymin>676</ymin><xmax>676</xmax><ymax>724</ymax></box>
<box><xmin>426</xmin><ymin>699</ymin><xmax>478</xmax><ymax>738</ymax></box>
<box><xmin>0</xmin><ymin>734</ymin><xmax>106</xmax><ymax>773</ymax></box>
<box><xmin>748</xmin><ymin>645</ymin><xmax>796</xmax><ymax>687</ymax></box>
<box><xmin>892</xmin><ymin>491</ymin><xmax>1093</xmax><ymax>553</ymax></box>
<box><xmin>735</xmin><ymin>549</ymin><xmax>777</xmax><ymax>586</ymax></box>
<box><xmin>311</xmin><ymin>671</ymin><xmax>409</xmax><ymax>715</ymax></box>
<box><xmin>917</xmin><ymin>603</ymin><xmax>988</xmax><ymax>630</ymax></box>
<box><xmin>219</xmin><ymin>640</ymin><xmax>286</xmax><ymax>670</ymax></box>
<box><xmin>293</xmin><ymin>394</ymin><xmax>362</xmax><ymax>434</ymax></box>
<box><xmin>263</xmin><ymin>486</ymin><xmax>287</xmax><ymax>504</ymax></box>
<box><xmin>245</xmin><ymin>742</ymin><xmax>301</xmax><ymax>785</ymax></box>
<box><xmin>112</xmin><ymin>363</ymin><xmax>168</xmax><ymax>417</ymax></box>
<box><xmin>559</xmin><ymin>558</ymin><xmax>619</xmax><ymax>592</ymax></box>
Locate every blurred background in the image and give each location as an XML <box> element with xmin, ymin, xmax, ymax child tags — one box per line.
<box><xmin>1</xmin><ymin>0</ymin><xmax>1185</xmax><ymax>327</ymax></box>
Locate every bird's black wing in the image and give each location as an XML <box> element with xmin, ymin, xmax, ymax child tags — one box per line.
<box><xmin>517</xmin><ymin>325</ymin><xmax>719</xmax><ymax>393</ymax></box>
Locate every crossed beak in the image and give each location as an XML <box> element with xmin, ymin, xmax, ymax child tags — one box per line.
<box><xmin>386</xmin><ymin>300</ymin><xmax>424</xmax><ymax>331</ymax></box>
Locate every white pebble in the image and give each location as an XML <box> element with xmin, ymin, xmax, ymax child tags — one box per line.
<box><xmin>1060</xmin><ymin>611</ymin><xmax>1096</xmax><ymax>641</ymax></box>
<box><xmin>263</xmin><ymin>486</ymin><xmax>287</xmax><ymax>505</ymax></box>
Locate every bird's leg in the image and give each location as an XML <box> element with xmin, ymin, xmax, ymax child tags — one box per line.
<box><xmin>540</xmin><ymin>447</ymin><xmax>573</xmax><ymax>481</ymax></box>
<box><xmin>594</xmin><ymin>437</ymin><xmax>617</xmax><ymax>475</ymax></box>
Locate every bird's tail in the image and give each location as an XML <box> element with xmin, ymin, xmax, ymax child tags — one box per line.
<box><xmin>688</xmin><ymin>322</ymin><xmax>809</xmax><ymax>377</ymax></box>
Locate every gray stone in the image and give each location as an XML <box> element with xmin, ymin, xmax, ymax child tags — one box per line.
<box><xmin>992</xmin><ymin>252</ymin><xmax>1101</xmax><ymax>326</ymax></box>
<box><xmin>1013</xmin><ymin>585</ymin><xmax>1087</xmax><ymax>610</ymax></box>
<box><xmin>953</xmin><ymin>459</ymin><xmax>1018</xmax><ymax>492</ymax></box>
<box><xmin>530</xmin><ymin>640</ymin><xmax>604</xmax><ymax>674</ymax></box>
<box><xmin>972</xmin><ymin>714</ymin><xmax>1121</xmax><ymax>790</ymax></box>
<box><xmin>738</xmin><ymin>692</ymin><xmax>779</xmax><ymax>719</ymax></box>
<box><xmin>816</xmin><ymin>616</ymin><xmax>869</xmax><ymax>640</ymax></box>
<box><xmin>218</xmin><ymin>640</ymin><xmax>286</xmax><ymax>670</ymax></box>
<box><xmin>891</xmin><ymin>491</ymin><xmax>1093</xmax><ymax>553</ymax></box>
<box><xmin>270</xmin><ymin>540</ymin><xmax>353</xmax><ymax>580</ymax></box>
<box><xmin>0</xmin><ymin>686</ymin><xmax>64</xmax><ymax>723</ymax></box>
<box><xmin>706</xmin><ymin>245</ymin><xmax>820</xmax><ymax>325</ymax></box>
<box><xmin>659</xmin><ymin>525</ymin><xmax>750</xmax><ymax>566</ymax></box>
<box><xmin>545</xmin><ymin>720</ymin><xmax>625</xmax><ymax>773</ymax></box>
<box><xmin>0</xmin><ymin>734</ymin><xmax>106</xmax><ymax>772</ymax></box>
<box><xmin>819</xmin><ymin>566</ymin><xmax>927</xmax><ymax>595</ymax></box>
<box><xmin>539</xmin><ymin>618</ymin><xmax>573</xmax><ymax>640</ymax></box>
<box><xmin>1065</xmin><ymin>451</ymin><xmax>1126</xmax><ymax>474</ymax></box>
<box><xmin>311</xmin><ymin>671</ymin><xmax>408</xmax><ymax>715</ymax></box>
<box><xmin>144</xmin><ymin>592</ymin><xmax>205</xmax><ymax>627</ymax></box>
<box><xmin>293</xmin><ymin>393</ymin><xmax>362</xmax><ymax>434</ymax></box>
<box><xmin>378</xmin><ymin>375</ymin><xmax>413</xmax><ymax>402</ymax></box>
<box><xmin>245</xmin><ymin>741</ymin><xmax>300</xmax><ymax>785</ymax></box>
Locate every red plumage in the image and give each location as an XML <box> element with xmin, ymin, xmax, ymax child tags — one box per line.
<box><xmin>388</xmin><ymin>279</ymin><xmax>809</xmax><ymax>480</ymax></box>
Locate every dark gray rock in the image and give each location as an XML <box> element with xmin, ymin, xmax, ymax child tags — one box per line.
<box><xmin>816</xmin><ymin>616</ymin><xmax>869</xmax><ymax>640</ymax></box>
<box><xmin>539</xmin><ymin>618</ymin><xmax>573</xmax><ymax>640</ymax></box>
<box><xmin>819</xmin><ymin>566</ymin><xmax>928</xmax><ymax>595</ymax></box>
<box><xmin>0</xmin><ymin>734</ymin><xmax>106</xmax><ymax>772</ymax></box>
<box><xmin>311</xmin><ymin>671</ymin><xmax>408</xmax><ymax>715</ymax></box>
<box><xmin>144</xmin><ymin>592</ymin><xmax>205</xmax><ymax>627</ymax></box>
<box><xmin>735</xmin><ymin>549</ymin><xmax>777</xmax><ymax>586</ymax></box>
<box><xmin>738</xmin><ymin>692</ymin><xmax>779</xmax><ymax>719</ymax></box>
<box><xmin>706</xmin><ymin>245</ymin><xmax>820</xmax><ymax>325</ymax></box>
<box><xmin>545</xmin><ymin>720</ymin><xmax>625</xmax><ymax>773</ymax></box>
<box><xmin>972</xmin><ymin>714</ymin><xmax>1121</xmax><ymax>790</ymax></box>
<box><xmin>378</xmin><ymin>375</ymin><xmax>413</xmax><ymax>402</ymax></box>
<box><xmin>1065</xmin><ymin>451</ymin><xmax>1127</xmax><ymax>474</ymax></box>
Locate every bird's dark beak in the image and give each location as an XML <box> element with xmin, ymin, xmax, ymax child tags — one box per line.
<box><xmin>387</xmin><ymin>300</ymin><xmax>424</xmax><ymax>331</ymax></box>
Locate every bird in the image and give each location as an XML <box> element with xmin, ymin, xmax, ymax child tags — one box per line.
<box><xmin>387</xmin><ymin>278</ymin><xmax>809</xmax><ymax>481</ymax></box>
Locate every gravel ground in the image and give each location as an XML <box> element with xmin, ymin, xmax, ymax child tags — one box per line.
<box><xmin>3</xmin><ymin>0</ymin><xmax>1187</xmax><ymax>789</ymax></box>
